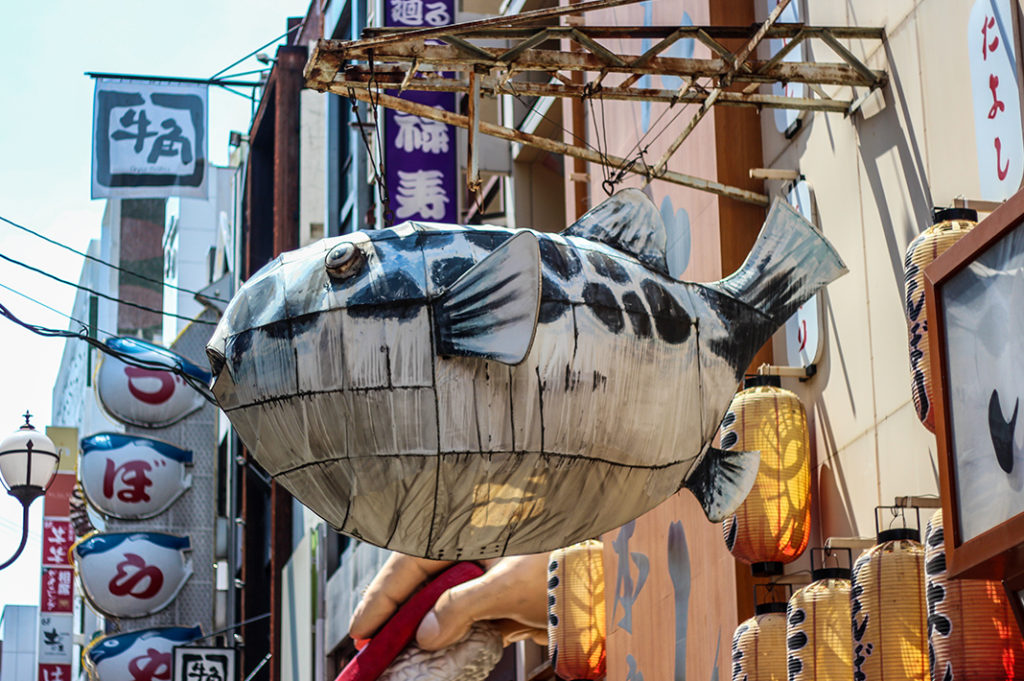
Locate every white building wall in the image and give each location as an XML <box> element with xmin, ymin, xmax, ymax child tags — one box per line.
<box><xmin>0</xmin><ymin>605</ymin><xmax>37</xmax><ymax>681</ymax></box>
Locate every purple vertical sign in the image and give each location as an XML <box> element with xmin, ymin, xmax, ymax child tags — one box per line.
<box><xmin>384</xmin><ymin>0</ymin><xmax>458</xmax><ymax>224</ymax></box>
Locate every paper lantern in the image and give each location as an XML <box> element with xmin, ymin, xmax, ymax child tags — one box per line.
<box><xmin>548</xmin><ymin>540</ymin><xmax>605</xmax><ymax>680</ymax></box>
<box><xmin>903</xmin><ymin>207</ymin><xmax>976</xmax><ymax>432</ymax></box>
<box><xmin>722</xmin><ymin>380</ymin><xmax>811</xmax><ymax>575</ymax></box>
<box><xmin>850</xmin><ymin>508</ymin><xmax>928</xmax><ymax>681</ymax></box>
<box><xmin>786</xmin><ymin>549</ymin><xmax>852</xmax><ymax>681</ymax></box>
<box><xmin>733</xmin><ymin>587</ymin><xmax>790</xmax><ymax>681</ymax></box>
<box><xmin>925</xmin><ymin>509</ymin><xmax>1024</xmax><ymax>680</ymax></box>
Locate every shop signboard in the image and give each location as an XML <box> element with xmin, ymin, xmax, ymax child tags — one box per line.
<box><xmin>96</xmin><ymin>337</ymin><xmax>209</xmax><ymax>428</ymax></box>
<box><xmin>172</xmin><ymin>645</ymin><xmax>236</xmax><ymax>681</ymax></box>
<box><xmin>783</xmin><ymin>180</ymin><xmax>822</xmax><ymax>368</ymax></box>
<box><xmin>83</xmin><ymin>627</ymin><xmax>203</xmax><ymax>681</ymax></box>
<box><xmin>91</xmin><ymin>78</ymin><xmax>208</xmax><ymax>199</ymax></box>
<box><xmin>72</xmin><ymin>532</ymin><xmax>193</xmax><ymax>619</ymax></box>
<box><xmin>79</xmin><ymin>433</ymin><xmax>193</xmax><ymax>519</ymax></box>
<box><xmin>926</xmin><ymin>187</ymin><xmax>1024</xmax><ymax>601</ymax></box>
<box><xmin>383</xmin><ymin>0</ymin><xmax>457</xmax><ymax>224</ymax></box>
<box><xmin>968</xmin><ymin>0</ymin><xmax>1024</xmax><ymax>201</ymax></box>
<box><xmin>765</xmin><ymin>0</ymin><xmax>805</xmax><ymax>136</ymax></box>
<box><xmin>38</xmin><ymin>426</ymin><xmax>77</xmax><ymax>681</ymax></box>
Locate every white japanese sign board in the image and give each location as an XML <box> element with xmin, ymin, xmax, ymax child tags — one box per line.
<box><xmin>783</xmin><ymin>181</ymin><xmax>822</xmax><ymax>367</ymax></box>
<box><xmin>92</xmin><ymin>78</ymin><xmax>208</xmax><ymax>199</ymax></box>
<box><xmin>969</xmin><ymin>0</ymin><xmax>1024</xmax><ymax>201</ymax></box>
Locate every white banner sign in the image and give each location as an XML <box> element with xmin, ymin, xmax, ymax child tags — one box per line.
<box><xmin>173</xmin><ymin>646</ymin><xmax>237</xmax><ymax>681</ymax></box>
<box><xmin>92</xmin><ymin>78</ymin><xmax>208</xmax><ymax>199</ymax></box>
<box><xmin>37</xmin><ymin>613</ymin><xmax>74</xmax><ymax>665</ymax></box>
<box><xmin>969</xmin><ymin>0</ymin><xmax>1024</xmax><ymax>200</ymax></box>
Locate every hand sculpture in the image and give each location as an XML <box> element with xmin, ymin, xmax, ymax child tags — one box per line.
<box><xmin>349</xmin><ymin>552</ymin><xmax>550</xmax><ymax>651</ymax></box>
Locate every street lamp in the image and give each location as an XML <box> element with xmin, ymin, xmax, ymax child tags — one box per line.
<box><xmin>0</xmin><ymin>412</ymin><xmax>59</xmax><ymax>570</ymax></box>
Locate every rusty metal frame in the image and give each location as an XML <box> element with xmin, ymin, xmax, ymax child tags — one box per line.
<box><xmin>304</xmin><ymin>0</ymin><xmax>886</xmax><ymax>205</ymax></box>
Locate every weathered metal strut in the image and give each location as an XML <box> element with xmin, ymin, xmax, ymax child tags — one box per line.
<box><xmin>304</xmin><ymin>0</ymin><xmax>887</xmax><ymax>205</ymax></box>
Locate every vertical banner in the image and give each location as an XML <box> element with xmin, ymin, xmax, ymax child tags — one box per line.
<box><xmin>384</xmin><ymin>0</ymin><xmax>458</xmax><ymax>224</ymax></box>
<box><xmin>38</xmin><ymin>427</ymin><xmax>78</xmax><ymax>681</ymax></box>
<box><xmin>969</xmin><ymin>0</ymin><xmax>1024</xmax><ymax>200</ymax></box>
<box><xmin>92</xmin><ymin>78</ymin><xmax>208</xmax><ymax>199</ymax></box>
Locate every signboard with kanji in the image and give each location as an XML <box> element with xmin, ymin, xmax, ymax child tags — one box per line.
<box><xmin>173</xmin><ymin>646</ymin><xmax>236</xmax><ymax>681</ymax></box>
<box><xmin>383</xmin><ymin>0</ymin><xmax>457</xmax><ymax>224</ymax></box>
<box><xmin>92</xmin><ymin>78</ymin><xmax>208</xmax><ymax>199</ymax></box>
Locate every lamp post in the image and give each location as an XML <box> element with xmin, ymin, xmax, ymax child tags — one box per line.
<box><xmin>0</xmin><ymin>412</ymin><xmax>59</xmax><ymax>570</ymax></box>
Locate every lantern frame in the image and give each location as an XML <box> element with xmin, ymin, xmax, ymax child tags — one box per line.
<box><xmin>924</xmin><ymin>186</ymin><xmax>1024</xmax><ymax>582</ymax></box>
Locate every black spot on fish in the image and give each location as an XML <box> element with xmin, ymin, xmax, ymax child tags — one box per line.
<box><xmin>227</xmin><ymin>330</ymin><xmax>253</xmax><ymax>371</ymax></box>
<box><xmin>583</xmin><ymin>282</ymin><xmax>624</xmax><ymax>333</ymax></box>
<box><xmin>542</xmin><ymin>275</ymin><xmax>570</xmax><ymax>302</ymax></box>
<box><xmin>989</xmin><ymin>389</ymin><xmax>1018</xmax><ymax>474</ymax></box>
<box><xmin>621</xmin><ymin>292</ymin><xmax>651</xmax><ymax>338</ymax></box>
<box><xmin>262</xmin><ymin>318</ymin><xmax>293</xmax><ymax>340</ymax></box>
<box><xmin>348</xmin><ymin>271</ymin><xmax>424</xmax><ymax>320</ymax></box>
<box><xmin>539</xmin><ymin>238</ymin><xmax>582</xmax><ymax>280</ymax></box>
<box><xmin>587</xmin><ymin>250</ymin><xmax>631</xmax><ymax>284</ymax></box>
<box><xmin>539</xmin><ymin>301</ymin><xmax>568</xmax><ymax>324</ymax></box>
<box><xmin>431</xmin><ymin>257</ymin><xmax>475</xmax><ymax>290</ymax></box>
<box><xmin>367</xmin><ymin>229</ymin><xmax>421</xmax><ymax>252</ymax></box>
<box><xmin>289</xmin><ymin>314</ymin><xmax>319</xmax><ymax>336</ymax></box>
<box><xmin>641</xmin><ymin>279</ymin><xmax>691</xmax><ymax>344</ymax></box>
<box><xmin>463</xmin><ymin>231</ymin><xmax>507</xmax><ymax>252</ymax></box>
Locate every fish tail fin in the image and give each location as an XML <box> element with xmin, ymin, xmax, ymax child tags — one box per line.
<box><xmin>684</xmin><ymin>446</ymin><xmax>760</xmax><ymax>522</ymax></box>
<box><xmin>712</xmin><ymin>200</ymin><xmax>848</xmax><ymax>325</ymax></box>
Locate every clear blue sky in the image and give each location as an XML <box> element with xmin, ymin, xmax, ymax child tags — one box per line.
<box><xmin>0</xmin><ymin>0</ymin><xmax>309</xmax><ymax>621</ymax></box>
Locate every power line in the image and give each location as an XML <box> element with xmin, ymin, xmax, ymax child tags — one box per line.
<box><xmin>210</xmin><ymin>20</ymin><xmax>307</xmax><ymax>80</ymax></box>
<box><xmin>0</xmin><ymin>302</ymin><xmax>216</xmax><ymax>405</ymax></box>
<box><xmin>0</xmin><ymin>249</ymin><xmax>216</xmax><ymax>325</ymax></box>
<box><xmin>0</xmin><ymin>281</ymin><xmax>113</xmax><ymax>337</ymax></box>
<box><xmin>0</xmin><ymin>214</ymin><xmax>230</xmax><ymax>304</ymax></box>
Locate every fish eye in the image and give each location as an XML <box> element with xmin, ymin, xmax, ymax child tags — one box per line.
<box><xmin>325</xmin><ymin>242</ymin><xmax>365</xmax><ymax>279</ymax></box>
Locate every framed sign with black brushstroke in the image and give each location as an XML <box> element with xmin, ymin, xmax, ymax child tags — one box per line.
<box><xmin>926</xmin><ymin>187</ymin><xmax>1024</xmax><ymax>582</ymax></box>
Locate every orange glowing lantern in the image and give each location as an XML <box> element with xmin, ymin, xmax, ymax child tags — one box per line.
<box><xmin>732</xmin><ymin>585</ymin><xmax>790</xmax><ymax>681</ymax></box>
<box><xmin>903</xmin><ymin>207</ymin><xmax>976</xmax><ymax>432</ymax></box>
<box><xmin>721</xmin><ymin>378</ymin><xmax>811</xmax><ymax>576</ymax></box>
<box><xmin>850</xmin><ymin>507</ymin><xmax>928</xmax><ymax>681</ymax></box>
<box><xmin>786</xmin><ymin>549</ymin><xmax>852</xmax><ymax>681</ymax></box>
<box><xmin>547</xmin><ymin>540</ymin><xmax>605</xmax><ymax>681</ymax></box>
<box><xmin>925</xmin><ymin>510</ymin><xmax>1024</xmax><ymax>680</ymax></box>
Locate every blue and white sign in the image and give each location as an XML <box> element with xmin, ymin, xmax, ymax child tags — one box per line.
<box><xmin>72</xmin><ymin>532</ymin><xmax>193</xmax><ymax>619</ymax></box>
<box><xmin>384</xmin><ymin>0</ymin><xmax>457</xmax><ymax>224</ymax></box>
<box><xmin>84</xmin><ymin>627</ymin><xmax>202</xmax><ymax>681</ymax></box>
<box><xmin>80</xmin><ymin>433</ymin><xmax>193</xmax><ymax>519</ymax></box>
<box><xmin>96</xmin><ymin>337</ymin><xmax>210</xmax><ymax>428</ymax></box>
<box><xmin>92</xmin><ymin>78</ymin><xmax>208</xmax><ymax>199</ymax></box>
<box><xmin>969</xmin><ymin>0</ymin><xmax>1024</xmax><ymax>200</ymax></box>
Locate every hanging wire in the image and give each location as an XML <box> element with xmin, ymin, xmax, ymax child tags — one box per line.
<box><xmin>368</xmin><ymin>55</ymin><xmax>394</xmax><ymax>226</ymax></box>
<box><xmin>209</xmin><ymin>21</ymin><xmax>307</xmax><ymax>80</ymax></box>
<box><xmin>0</xmin><ymin>280</ymin><xmax>109</xmax><ymax>336</ymax></box>
<box><xmin>0</xmin><ymin>214</ymin><xmax>230</xmax><ymax>304</ymax></box>
<box><xmin>0</xmin><ymin>250</ymin><xmax>215</xmax><ymax>325</ymax></box>
<box><xmin>0</xmin><ymin>301</ymin><xmax>216</xmax><ymax>403</ymax></box>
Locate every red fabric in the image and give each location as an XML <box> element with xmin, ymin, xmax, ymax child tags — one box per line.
<box><xmin>335</xmin><ymin>562</ymin><xmax>484</xmax><ymax>681</ymax></box>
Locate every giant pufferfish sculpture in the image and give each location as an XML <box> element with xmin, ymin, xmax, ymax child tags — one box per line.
<box><xmin>207</xmin><ymin>189</ymin><xmax>846</xmax><ymax>559</ymax></box>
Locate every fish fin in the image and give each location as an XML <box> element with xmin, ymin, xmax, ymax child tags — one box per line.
<box><xmin>684</xmin><ymin>446</ymin><xmax>760</xmax><ymax>522</ymax></box>
<box><xmin>712</xmin><ymin>199</ymin><xmax>848</xmax><ymax>325</ymax></box>
<box><xmin>562</xmin><ymin>188</ymin><xmax>670</xmax><ymax>275</ymax></box>
<box><xmin>432</xmin><ymin>231</ymin><xmax>541</xmax><ymax>365</ymax></box>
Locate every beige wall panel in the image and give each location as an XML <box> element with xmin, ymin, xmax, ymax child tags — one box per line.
<box><xmin>602</xmin><ymin>491</ymin><xmax>737</xmax><ymax>681</ymax></box>
<box><xmin>816</xmin><ymin>430</ymin><xmax>881</xmax><ymax>539</ymax></box>
<box><xmin>917</xmin><ymin>0</ymin><xmax>984</xmax><ymax>204</ymax></box>
<box><xmin>875</xmin><ymin>400</ymin><xmax>941</xmax><ymax>504</ymax></box>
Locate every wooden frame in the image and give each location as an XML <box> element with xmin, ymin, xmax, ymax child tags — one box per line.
<box><xmin>926</xmin><ymin>187</ymin><xmax>1024</xmax><ymax>580</ymax></box>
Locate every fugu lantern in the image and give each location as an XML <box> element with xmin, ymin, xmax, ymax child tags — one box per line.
<box><xmin>721</xmin><ymin>378</ymin><xmax>811</xmax><ymax>576</ymax></box>
<box><xmin>732</xmin><ymin>584</ymin><xmax>790</xmax><ymax>681</ymax></box>
<box><xmin>925</xmin><ymin>510</ymin><xmax>1024</xmax><ymax>680</ymax></box>
<box><xmin>850</xmin><ymin>507</ymin><xmax>928</xmax><ymax>681</ymax></box>
<box><xmin>903</xmin><ymin>207</ymin><xmax>976</xmax><ymax>431</ymax></box>
<box><xmin>786</xmin><ymin>548</ymin><xmax>852</xmax><ymax>681</ymax></box>
<box><xmin>547</xmin><ymin>540</ymin><xmax>605</xmax><ymax>681</ymax></box>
